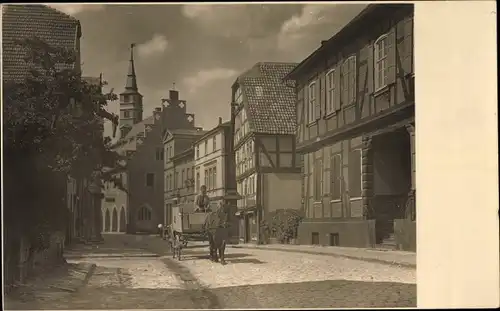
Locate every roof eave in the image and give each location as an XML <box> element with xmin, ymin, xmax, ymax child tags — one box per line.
<box><xmin>284</xmin><ymin>4</ymin><xmax>379</xmax><ymax>81</ymax></box>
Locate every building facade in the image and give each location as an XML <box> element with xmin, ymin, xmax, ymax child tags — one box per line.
<box><xmin>102</xmin><ymin>45</ymin><xmax>200</xmax><ymax>234</ymax></box>
<box><xmin>163</xmin><ymin>129</ymin><xmax>204</xmax><ymax>225</ymax></box>
<box><xmin>231</xmin><ymin>62</ymin><xmax>302</xmax><ymax>244</ymax></box>
<box><xmin>287</xmin><ymin>4</ymin><xmax>415</xmax><ymax>250</ymax></box>
<box><xmin>193</xmin><ymin>118</ymin><xmax>239</xmax><ymax>242</ymax></box>
<box><xmin>193</xmin><ymin>118</ymin><xmax>230</xmax><ymax>205</ymax></box>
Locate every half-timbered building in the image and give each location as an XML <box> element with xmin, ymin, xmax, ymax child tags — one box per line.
<box><xmin>286</xmin><ymin>4</ymin><xmax>415</xmax><ymax>250</ymax></box>
<box><xmin>231</xmin><ymin>62</ymin><xmax>302</xmax><ymax>244</ymax></box>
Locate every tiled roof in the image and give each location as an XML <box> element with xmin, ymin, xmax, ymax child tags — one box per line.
<box><xmin>2</xmin><ymin>4</ymin><xmax>80</xmax><ymax>82</ymax></box>
<box><xmin>122</xmin><ymin>116</ymin><xmax>155</xmax><ymax>141</ymax></box>
<box><xmin>238</xmin><ymin>62</ymin><xmax>298</xmax><ymax>135</ymax></box>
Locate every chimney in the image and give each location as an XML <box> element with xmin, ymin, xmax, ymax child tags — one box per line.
<box><xmin>169</xmin><ymin>90</ymin><xmax>179</xmax><ymax>101</ymax></box>
<box><xmin>218</xmin><ymin>117</ymin><xmax>222</xmax><ymax>125</ymax></box>
<box><xmin>321</xmin><ymin>40</ymin><xmax>328</xmax><ymax>46</ymax></box>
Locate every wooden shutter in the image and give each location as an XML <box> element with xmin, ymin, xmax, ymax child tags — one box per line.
<box><xmin>358</xmin><ymin>46</ymin><xmax>368</xmax><ymax>95</ymax></box>
<box><xmin>404</xmin><ymin>16</ymin><xmax>414</xmax><ymax>75</ymax></box>
<box><xmin>320</xmin><ymin>73</ymin><xmax>326</xmax><ymax>117</ymax></box>
<box><xmin>350</xmin><ymin>56</ymin><xmax>357</xmax><ymax>103</ymax></box>
<box><xmin>386</xmin><ymin>26</ymin><xmax>397</xmax><ymax>85</ymax></box>
<box><xmin>334</xmin><ymin>65</ymin><xmax>342</xmax><ymax>111</ymax></box>
<box><xmin>367</xmin><ymin>41</ymin><xmax>374</xmax><ymax>95</ymax></box>
<box><xmin>314</xmin><ymin>80</ymin><xmax>321</xmax><ymax>120</ymax></box>
<box><xmin>341</xmin><ymin>61</ymin><xmax>348</xmax><ymax>107</ymax></box>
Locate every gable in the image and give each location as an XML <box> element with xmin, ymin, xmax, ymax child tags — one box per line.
<box><xmin>162</xmin><ymin>129</ymin><xmax>174</xmax><ymax>143</ymax></box>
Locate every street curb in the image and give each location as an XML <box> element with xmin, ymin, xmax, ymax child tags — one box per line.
<box><xmin>229</xmin><ymin>245</ymin><xmax>416</xmax><ymax>269</ymax></box>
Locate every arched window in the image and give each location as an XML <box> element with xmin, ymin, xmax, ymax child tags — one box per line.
<box><xmin>341</xmin><ymin>55</ymin><xmax>357</xmax><ymax>106</ymax></box>
<box><xmin>374</xmin><ymin>34</ymin><xmax>388</xmax><ymax>90</ymax></box>
<box><xmin>137</xmin><ymin>206</ymin><xmax>152</xmax><ymax>221</ymax></box>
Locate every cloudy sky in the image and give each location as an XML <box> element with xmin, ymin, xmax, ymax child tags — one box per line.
<box><xmin>48</xmin><ymin>3</ymin><xmax>366</xmax><ymax>139</ymax></box>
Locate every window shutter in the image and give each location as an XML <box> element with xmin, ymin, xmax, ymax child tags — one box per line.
<box><xmin>320</xmin><ymin>74</ymin><xmax>326</xmax><ymax>117</ymax></box>
<box><xmin>386</xmin><ymin>27</ymin><xmax>397</xmax><ymax>85</ymax></box>
<box><xmin>404</xmin><ymin>16</ymin><xmax>414</xmax><ymax>75</ymax></box>
<box><xmin>334</xmin><ymin>64</ymin><xmax>342</xmax><ymax>111</ymax></box>
<box><xmin>367</xmin><ymin>42</ymin><xmax>374</xmax><ymax>95</ymax></box>
<box><xmin>358</xmin><ymin>47</ymin><xmax>368</xmax><ymax>98</ymax></box>
<box><xmin>304</xmin><ymin>82</ymin><xmax>310</xmax><ymax>122</ymax></box>
<box><xmin>315</xmin><ymin>80</ymin><xmax>321</xmax><ymax>120</ymax></box>
<box><xmin>350</xmin><ymin>56</ymin><xmax>357</xmax><ymax>103</ymax></box>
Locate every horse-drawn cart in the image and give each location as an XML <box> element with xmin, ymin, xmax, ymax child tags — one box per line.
<box><xmin>170</xmin><ymin>202</ymin><xmax>211</xmax><ymax>243</ymax></box>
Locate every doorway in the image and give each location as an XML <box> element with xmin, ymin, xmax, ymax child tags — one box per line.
<box><xmin>119</xmin><ymin>207</ymin><xmax>126</xmax><ymax>232</ymax></box>
<box><xmin>371</xmin><ymin>128</ymin><xmax>412</xmax><ymax>244</ymax></box>
<box><xmin>244</xmin><ymin>215</ymin><xmax>251</xmax><ymax>243</ymax></box>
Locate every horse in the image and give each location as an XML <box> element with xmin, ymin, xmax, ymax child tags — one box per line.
<box><xmin>203</xmin><ymin>202</ymin><xmax>230</xmax><ymax>265</ymax></box>
<box><xmin>167</xmin><ymin>226</ymin><xmax>187</xmax><ymax>261</ymax></box>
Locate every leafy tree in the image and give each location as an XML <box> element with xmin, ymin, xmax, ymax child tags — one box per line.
<box><xmin>3</xmin><ymin>36</ymin><xmax>123</xmax><ymax>252</ymax></box>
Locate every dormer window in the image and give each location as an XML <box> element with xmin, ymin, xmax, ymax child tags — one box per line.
<box><xmin>234</xmin><ymin>86</ymin><xmax>243</xmax><ymax>105</ymax></box>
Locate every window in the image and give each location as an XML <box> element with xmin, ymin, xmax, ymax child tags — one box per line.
<box><xmin>204</xmin><ymin>169</ymin><xmax>209</xmax><ymax>189</ymax></box>
<box><xmin>181</xmin><ymin>169</ymin><xmax>185</xmax><ymax>187</ymax></box>
<box><xmin>212</xmin><ymin>167</ymin><xmax>217</xmax><ymax>190</ymax></box>
<box><xmin>348</xmin><ymin>149</ymin><xmax>362</xmax><ymax>198</ymax></box>
<box><xmin>138</xmin><ymin>206</ymin><xmax>151</xmax><ymax>221</ymax></box>
<box><xmin>124</xmin><ymin>110</ymin><xmax>130</xmax><ymax>118</ymax></box>
<box><xmin>175</xmin><ymin>171</ymin><xmax>179</xmax><ymax>189</ymax></box>
<box><xmin>196</xmin><ymin>171</ymin><xmax>200</xmax><ymax>191</ymax></box>
<box><xmin>255</xmin><ymin>86</ymin><xmax>263</xmax><ymax>97</ymax></box>
<box><xmin>186</xmin><ymin>168</ymin><xmax>191</xmax><ymax>183</ymax></box>
<box><xmin>212</xmin><ymin>136</ymin><xmax>217</xmax><ymax>151</ymax></box>
<box><xmin>155</xmin><ymin>147</ymin><xmax>164</xmax><ymax>161</ymax></box>
<box><xmin>196</xmin><ymin>145</ymin><xmax>200</xmax><ymax>159</ymax></box>
<box><xmin>374</xmin><ymin>35</ymin><xmax>388</xmax><ymax>90</ymax></box>
<box><xmin>341</xmin><ymin>56</ymin><xmax>357</xmax><ymax>106</ymax></box>
<box><xmin>326</xmin><ymin>69</ymin><xmax>336</xmax><ymax>114</ymax></box>
<box><xmin>308</xmin><ymin>81</ymin><xmax>317</xmax><ymax>123</ymax></box>
<box><xmin>204</xmin><ymin>140</ymin><xmax>209</xmax><ymax>155</ymax></box>
<box><xmin>123</xmin><ymin>95</ymin><xmax>130</xmax><ymax>103</ymax></box>
<box><xmin>234</xmin><ymin>86</ymin><xmax>243</xmax><ymax>105</ymax></box>
<box><xmin>146</xmin><ymin>173</ymin><xmax>155</xmax><ymax>187</ymax></box>
<box><xmin>330</xmin><ymin>153</ymin><xmax>342</xmax><ymax>201</ymax></box>
<box><xmin>314</xmin><ymin>158</ymin><xmax>323</xmax><ymax>201</ymax></box>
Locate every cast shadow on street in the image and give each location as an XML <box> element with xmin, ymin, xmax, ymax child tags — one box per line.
<box><xmin>185</xmin><ymin>252</ymin><xmax>253</xmax><ymax>261</ymax></box>
<box><xmin>226</xmin><ymin>258</ymin><xmax>266</xmax><ymax>265</ymax></box>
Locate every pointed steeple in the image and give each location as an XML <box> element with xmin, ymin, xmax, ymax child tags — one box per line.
<box><xmin>125</xmin><ymin>43</ymin><xmax>138</xmax><ymax>91</ymax></box>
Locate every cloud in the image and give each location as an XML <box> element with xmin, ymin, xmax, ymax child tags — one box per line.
<box><xmin>47</xmin><ymin>4</ymin><xmax>105</xmax><ymax>15</ymax></box>
<box><xmin>136</xmin><ymin>34</ymin><xmax>169</xmax><ymax>58</ymax></box>
<box><xmin>183</xmin><ymin>68</ymin><xmax>238</xmax><ymax>93</ymax></box>
<box><xmin>181</xmin><ymin>4</ymin><xmax>293</xmax><ymax>39</ymax></box>
<box><xmin>277</xmin><ymin>3</ymin><xmax>367</xmax><ymax>51</ymax></box>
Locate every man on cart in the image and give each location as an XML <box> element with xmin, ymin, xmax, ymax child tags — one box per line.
<box><xmin>194</xmin><ymin>185</ymin><xmax>211</xmax><ymax>212</ymax></box>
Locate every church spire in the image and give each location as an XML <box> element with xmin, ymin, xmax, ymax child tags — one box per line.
<box><xmin>125</xmin><ymin>43</ymin><xmax>138</xmax><ymax>91</ymax></box>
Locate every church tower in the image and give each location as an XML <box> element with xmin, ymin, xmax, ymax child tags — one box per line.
<box><xmin>119</xmin><ymin>44</ymin><xmax>143</xmax><ymax>138</ymax></box>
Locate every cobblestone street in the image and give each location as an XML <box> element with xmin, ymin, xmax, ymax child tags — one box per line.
<box><xmin>5</xmin><ymin>234</ymin><xmax>416</xmax><ymax>309</ymax></box>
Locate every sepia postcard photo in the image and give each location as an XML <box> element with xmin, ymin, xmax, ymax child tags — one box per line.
<box><xmin>1</xmin><ymin>1</ymin><xmax>498</xmax><ymax>310</ymax></box>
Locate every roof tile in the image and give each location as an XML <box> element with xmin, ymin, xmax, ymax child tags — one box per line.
<box><xmin>238</xmin><ymin>62</ymin><xmax>298</xmax><ymax>135</ymax></box>
<box><xmin>2</xmin><ymin>4</ymin><xmax>80</xmax><ymax>82</ymax></box>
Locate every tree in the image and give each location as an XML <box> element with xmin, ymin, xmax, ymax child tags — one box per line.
<box><xmin>3</xmin><ymin>36</ymin><xmax>123</xmax><ymax>253</ymax></box>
